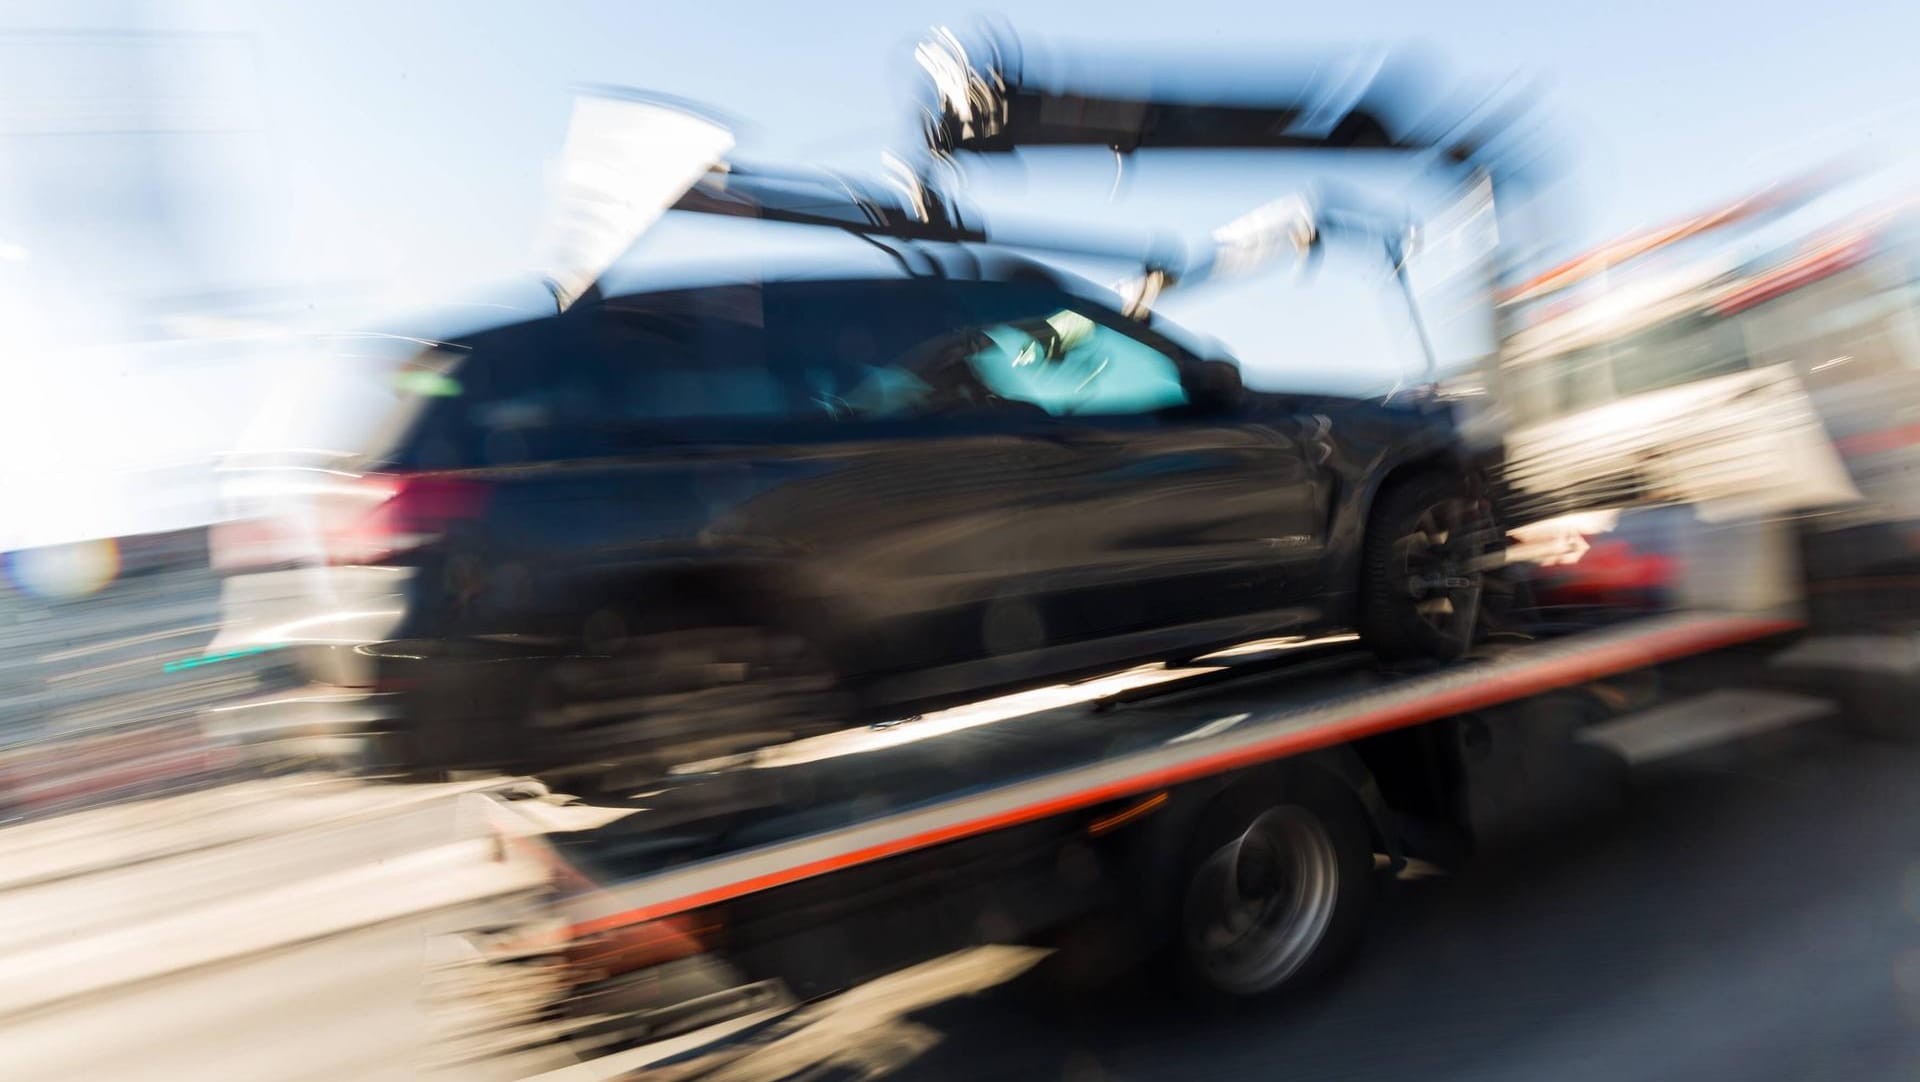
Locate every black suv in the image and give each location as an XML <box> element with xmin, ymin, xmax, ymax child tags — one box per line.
<box><xmin>206</xmin><ymin>247</ymin><xmax>1485</xmax><ymax>777</ymax></box>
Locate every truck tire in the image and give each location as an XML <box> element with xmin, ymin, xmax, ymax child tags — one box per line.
<box><xmin>1359</xmin><ymin>471</ymin><xmax>1492</xmax><ymax>661</ymax></box>
<box><xmin>1173</xmin><ymin>776</ymin><xmax>1375</xmax><ymax>999</ymax></box>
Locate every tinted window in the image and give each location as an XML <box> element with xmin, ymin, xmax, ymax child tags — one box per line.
<box><xmin>965</xmin><ymin>308</ymin><xmax>1189</xmax><ymax>416</ymax></box>
<box><xmin>399</xmin><ymin>320</ymin><xmax>598</xmax><ymax>467</ymax></box>
<box><xmin>595</xmin><ymin>287</ymin><xmax>787</xmax><ymax>420</ymax></box>
<box><xmin>401</xmin><ymin>278</ymin><xmax>1193</xmax><ymax>466</ymax></box>
<box><xmin>401</xmin><ymin>289</ymin><xmax>785</xmax><ymax>465</ymax></box>
<box><xmin>1506</xmin><ymin>345</ymin><xmax>1614</xmax><ymax>427</ymax></box>
<box><xmin>1609</xmin><ymin>316</ymin><xmax>1749</xmax><ymax>398</ymax></box>
<box><xmin>1511</xmin><ymin>315</ymin><xmax>1748</xmax><ymax>427</ymax></box>
<box><xmin>768</xmin><ymin>279</ymin><xmax>1190</xmax><ymax>421</ymax></box>
<box><xmin>764</xmin><ymin>279</ymin><xmax>1000</xmax><ymax>421</ymax></box>
<box><xmin>1739</xmin><ymin>262</ymin><xmax>1920</xmax><ymax>386</ymax></box>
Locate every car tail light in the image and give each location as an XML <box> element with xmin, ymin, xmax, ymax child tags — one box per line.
<box><xmin>210</xmin><ymin>472</ymin><xmax>489</xmax><ymax>570</ymax></box>
<box><xmin>323</xmin><ymin>473</ymin><xmax>491</xmax><ymax>565</ymax></box>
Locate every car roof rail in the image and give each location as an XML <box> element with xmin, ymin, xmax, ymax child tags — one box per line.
<box><xmin>672</xmin><ymin>160</ymin><xmax>987</xmax><ymax>245</ymax></box>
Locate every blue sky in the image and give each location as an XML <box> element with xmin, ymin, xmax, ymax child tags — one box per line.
<box><xmin>13</xmin><ymin>0</ymin><xmax>1920</xmax><ymax>327</ymax></box>
<box><xmin>200</xmin><ymin>0</ymin><xmax>1920</xmax><ymax>280</ymax></box>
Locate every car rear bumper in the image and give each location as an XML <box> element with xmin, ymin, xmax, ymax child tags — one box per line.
<box><xmin>193</xmin><ymin>644</ymin><xmax>549</xmax><ymax>773</ymax></box>
<box><xmin>201</xmin><ymin>565</ymin><xmax>547</xmax><ymax>771</ymax></box>
<box><xmin>205</xmin><ymin>565</ymin><xmax>417</xmax><ymax>685</ymax></box>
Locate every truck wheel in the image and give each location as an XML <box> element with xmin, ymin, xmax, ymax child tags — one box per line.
<box><xmin>1175</xmin><ymin>779</ymin><xmax>1375</xmax><ymax>999</ymax></box>
<box><xmin>1359</xmin><ymin>471</ymin><xmax>1493</xmax><ymax>661</ymax></box>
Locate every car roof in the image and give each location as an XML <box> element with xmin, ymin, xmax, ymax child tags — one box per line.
<box><xmin>595</xmin><ymin>244</ymin><xmax>1228</xmax><ymax>361</ymax></box>
<box><xmin>594</xmin><ymin>240</ymin><xmax>1077</xmax><ymax>298</ymax></box>
<box><xmin>360</xmin><ymin>234</ymin><xmax>1226</xmax><ymax>363</ymax></box>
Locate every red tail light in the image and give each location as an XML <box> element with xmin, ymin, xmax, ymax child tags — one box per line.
<box><xmin>211</xmin><ymin>472</ymin><xmax>489</xmax><ymax>571</ymax></box>
<box><xmin>325</xmin><ymin>474</ymin><xmax>491</xmax><ymax>565</ymax></box>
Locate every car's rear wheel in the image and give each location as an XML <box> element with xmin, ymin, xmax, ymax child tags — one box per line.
<box><xmin>529</xmin><ymin>621</ymin><xmax>850</xmax><ymax>791</ymax></box>
<box><xmin>1359</xmin><ymin>471</ymin><xmax>1495</xmax><ymax>661</ymax></box>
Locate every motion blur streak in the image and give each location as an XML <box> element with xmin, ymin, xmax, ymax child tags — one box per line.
<box><xmin>1</xmin><ymin>4</ymin><xmax>1918</xmax><ymax>1081</ymax></box>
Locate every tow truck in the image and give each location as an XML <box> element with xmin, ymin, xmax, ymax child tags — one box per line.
<box><xmin>442</xmin><ymin>582</ymin><xmax>1817</xmax><ymax>1077</ymax></box>
<box><xmin>407</xmin><ymin>29</ymin><xmax>1865</xmax><ymax>1079</ymax></box>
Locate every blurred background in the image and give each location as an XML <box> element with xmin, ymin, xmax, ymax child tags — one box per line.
<box><xmin>5</xmin><ymin>0</ymin><xmax>1914</xmax><ymax>710</ymax></box>
<box><xmin>4</xmin><ymin>1</ymin><xmax>1920</xmax><ymax>1079</ymax></box>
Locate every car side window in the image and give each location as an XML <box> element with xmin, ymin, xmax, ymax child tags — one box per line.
<box><xmin>767</xmin><ymin>280</ymin><xmax>1033</xmax><ymax>423</ymax></box>
<box><xmin>594</xmin><ymin>287</ymin><xmax>789</xmax><ymax>421</ymax></box>
<box><xmin>405</xmin><ymin>289</ymin><xmax>789</xmax><ymax>466</ymax></box>
<box><xmin>963</xmin><ymin>305</ymin><xmax>1190</xmax><ymax>417</ymax></box>
<box><xmin>420</xmin><ymin>280</ymin><xmax>1196</xmax><ymax>467</ymax></box>
<box><xmin>404</xmin><ymin>319</ymin><xmax>622</xmax><ymax>467</ymax></box>
<box><xmin>763</xmin><ymin>280</ymin><xmax>1193</xmax><ymax>423</ymax></box>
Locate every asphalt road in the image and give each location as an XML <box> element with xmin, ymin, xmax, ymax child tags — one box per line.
<box><xmin>0</xmin><ymin>775</ymin><xmax>568</xmax><ymax>1082</ymax></box>
<box><xmin>871</xmin><ymin>724</ymin><xmax>1920</xmax><ymax>1082</ymax></box>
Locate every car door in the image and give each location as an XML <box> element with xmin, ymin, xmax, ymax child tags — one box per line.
<box><xmin>952</xmin><ymin>284</ymin><xmax>1332</xmax><ymax>648</ymax></box>
<box><xmin>693</xmin><ymin>278</ymin><xmax>1069</xmax><ymax>686</ymax></box>
<box><xmin>415</xmin><ymin>283</ymin><xmax>1052</xmax><ymax>685</ymax></box>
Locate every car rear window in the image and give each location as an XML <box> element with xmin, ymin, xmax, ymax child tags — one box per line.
<box><xmin>399</xmin><ymin>289</ymin><xmax>791</xmax><ymax>466</ymax></box>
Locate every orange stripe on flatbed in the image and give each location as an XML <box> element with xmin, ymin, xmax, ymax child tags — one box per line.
<box><xmin>568</xmin><ymin>615</ymin><xmax>1799</xmax><ymax>939</ymax></box>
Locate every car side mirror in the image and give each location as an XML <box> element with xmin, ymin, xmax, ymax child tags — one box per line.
<box><xmin>1185</xmin><ymin>359</ymin><xmax>1245</xmax><ymax>414</ymax></box>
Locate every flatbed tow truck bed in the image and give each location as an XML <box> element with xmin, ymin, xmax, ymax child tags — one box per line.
<box><xmin>455</xmin><ymin>607</ymin><xmax>1820</xmax><ymax>1077</ymax></box>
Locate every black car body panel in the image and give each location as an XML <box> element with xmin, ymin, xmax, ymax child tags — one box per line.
<box><xmin>207</xmin><ymin>251</ymin><xmax>1466</xmax><ymax>771</ymax></box>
